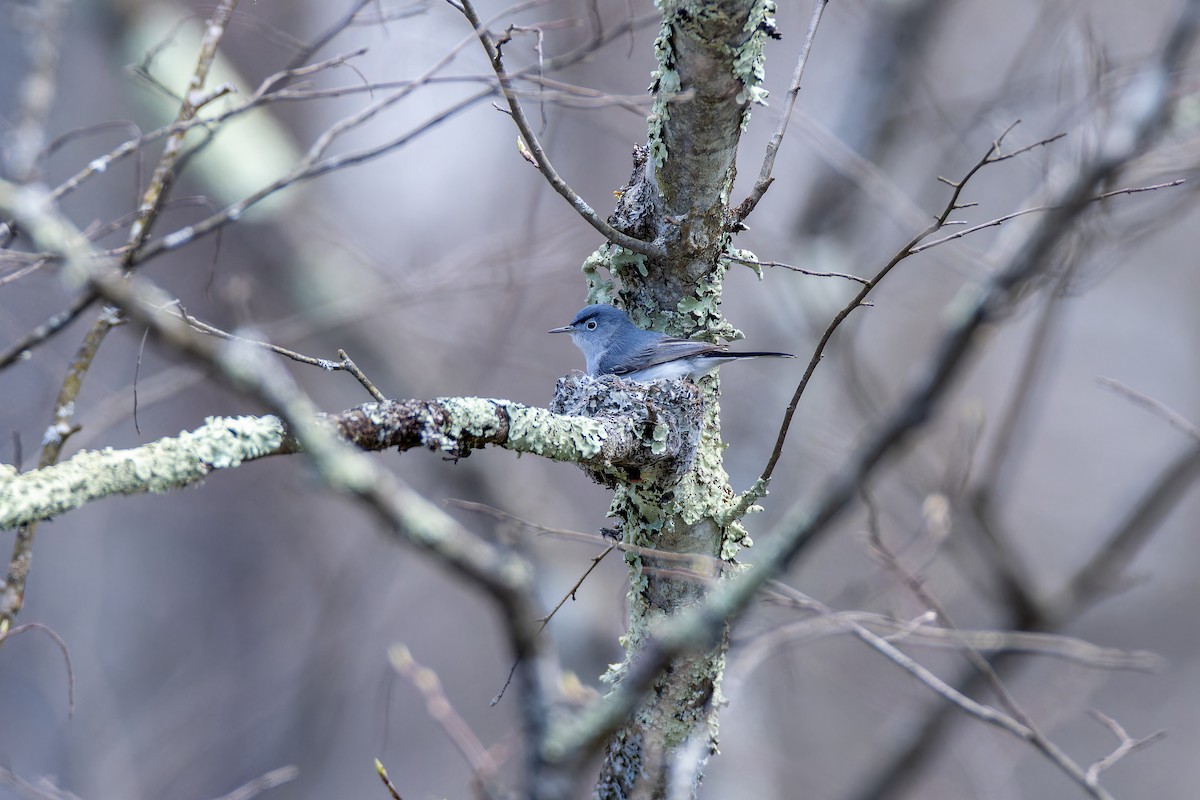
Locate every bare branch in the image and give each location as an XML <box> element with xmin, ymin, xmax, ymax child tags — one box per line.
<box><xmin>729</xmin><ymin>255</ymin><xmax>870</xmax><ymax>285</ymax></box>
<box><xmin>911</xmin><ymin>179</ymin><xmax>1185</xmax><ymax>255</ymax></box>
<box><xmin>735</xmin><ymin>0</ymin><xmax>830</xmax><ymax>221</ymax></box>
<box><xmin>455</xmin><ymin>0</ymin><xmax>665</xmax><ymax>258</ymax></box>
<box><xmin>389</xmin><ymin>644</ymin><xmax>502</xmax><ymax>792</ymax></box>
<box><xmin>1084</xmin><ymin>710</ymin><xmax>1167</xmax><ymax>785</ymax></box>
<box><xmin>207</xmin><ymin>766</ymin><xmax>300</xmax><ymax>800</ymax></box>
<box><xmin>729</xmin><ymin>123</ymin><xmax>1038</xmax><ymax>519</ymax></box>
<box><xmin>1097</xmin><ymin>376</ymin><xmax>1200</xmax><ymax>441</ymax></box>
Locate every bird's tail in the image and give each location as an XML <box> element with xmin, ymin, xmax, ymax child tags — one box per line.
<box><xmin>725</xmin><ymin>351</ymin><xmax>796</xmax><ymax>359</ymax></box>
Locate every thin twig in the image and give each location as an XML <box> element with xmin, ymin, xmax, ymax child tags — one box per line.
<box><xmin>730</xmin><ymin>255</ymin><xmax>870</xmax><ymax>285</ymax></box>
<box><xmin>0</xmin><ymin>621</ymin><xmax>75</xmax><ymax>715</ymax></box>
<box><xmin>286</xmin><ymin>0</ymin><xmax>377</xmax><ymax>70</ymax></box>
<box><xmin>1084</xmin><ymin>710</ymin><xmax>1166</xmax><ymax>785</ymax></box>
<box><xmin>455</xmin><ymin>0</ymin><xmax>665</xmax><ymax>258</ymax></box>
<box><xmin>865</xmin><ymin>490</ymin><xmax>1046</xmax><ymax>736</ymax></box>
<box><xmin>374</xmin><ymin>759</ymin><xmax>404</xmax><ymax>800</ymax></box>
<box><xmin>389</xmin><ymin>644</ymin><xmax>501</xmax><ymax>790</ymax></box>
<box><xmin>0</xmin><ymin>291</ymin><xmax>97</xmax><ymax>369</ymax></box>
<box><xmin>1097</xmin><ymin>376</ymin><xmax>1200</xmax><ymax>440</ymax></box>
<box><xmin>746</xmin><ymin>581</ymin><xmax>1117</xmax><ymax>800</ymax></box>
<box><xmin>729</xmin><ymin>124</ymin><xmax>1050</xmax><ymax>519</ymax></box>
<box><xmin>911</xmin><ymin>179</ymin><xmax>1184</xmax><ymax>254</ymax></box>
<box><xmin>174</xmin><ymin>304</ymin><xmax>340</xmax><ymax>369</ymax></box>
<box><xmin>174</xmin><ymin>307</ymin><xmax>391</xmax><ymax>400</ymax></box>
<box><xmin>207</xmin><ymin>766</ymin><xmax>299</xmax><ymax>800</ymax></box>
<box><xmin>735</xmin><ymin>0</ymin><xmax>830</xmax><ymax>221</ymax></box>
<box><xmin>337</xmin><ymin>348</ymin><xmax>388</xmax><ymax>401</ymax></box>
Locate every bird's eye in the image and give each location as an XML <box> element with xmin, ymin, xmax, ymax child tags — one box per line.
<box><xmin>586</xmin><ymin>320</ymin><xmax>597</xmax><ymax>330</ymax></box>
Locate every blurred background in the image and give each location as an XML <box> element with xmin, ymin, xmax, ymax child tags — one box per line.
<box><xmin>2</xmin><ymin>0</ymin><xmax>1199</xmax><ymax>798</ymax></box>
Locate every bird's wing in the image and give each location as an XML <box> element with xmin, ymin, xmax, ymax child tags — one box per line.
<box><xmin>605</xmin><ymin>337</ymin><xmax>724</xmax><ymax>376</ymax></box>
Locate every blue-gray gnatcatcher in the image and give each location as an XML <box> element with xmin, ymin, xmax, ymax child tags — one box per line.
<box><xmin>549</xmin><ymin>304</ymin><xmax>795</xmax><ymax>382</ymax></box>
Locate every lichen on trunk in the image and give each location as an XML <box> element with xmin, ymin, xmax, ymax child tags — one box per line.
<box><xmin>582</xmin><ymin>1</ymin><xmax>778</xmax><ymax>795</ymax></box>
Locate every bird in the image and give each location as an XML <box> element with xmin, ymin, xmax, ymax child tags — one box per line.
<box><xmin>549</xmin><ymin>304</ymin><xmax>794</xmax><ymax>382</ymax></box>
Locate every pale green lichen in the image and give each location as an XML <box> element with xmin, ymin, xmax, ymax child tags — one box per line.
<box><xmin>733</xmin><ymin>0</ymin><xmax>777</xmax><ymax>128</ymax></box>
<box><xmin>582</xmin><ymin>246</ymin><xmax>649</xmax><ymax>306</ymax></box>
<box><xmin>0</xmin><ymin>415</ymin><xmax>285</xmax><ymax>529</ymax></box>
<box><xmin>650</xmin><ymin>421</ymin><xmax>671</xmax><ymax>456</ymax></box>
<box><xmin>646</xmin><ymin>13</ymin><xmax>677</xmax><ymax>167</ymax></box>
<box><xmin>582</xmin><ymin>249</ymin><xmax>619</xmax><ymax>305</ymax></box>
<box><xmin>504</xmin><ymin>404</ymin><xmax>607</xmax><ymax>461</ymax></box>
<box><xmin>725</xmin><ymin>246</ymin><xmax>763</xmax><ymax>280</ymax></box>
<box><xmin>435</xmin><ymin>396</ymin><xmax>505</xmax><ymax>451</ymax></box>
<box><xmin>436</xmin><ymin>397</ymin><xmax>608</xmax><ymax>462</ymax></box>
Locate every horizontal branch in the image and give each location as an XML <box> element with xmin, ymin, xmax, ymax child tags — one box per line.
<box><xmin>0</xmin><ymin>390</ymin><xmax>694</xmax><ymax>531</ymax></box>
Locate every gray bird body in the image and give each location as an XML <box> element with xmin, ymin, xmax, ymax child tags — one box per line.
<box><xmin>549</xmin><ymin>304</ymin><xmax>794</xmax><ymax>382</ymax></box>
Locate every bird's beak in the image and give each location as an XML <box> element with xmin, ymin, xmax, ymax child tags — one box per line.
<box><xmin>547</xmin><ymin>324</ymin><xmax>573</xmax><ymax>334</ymax></box>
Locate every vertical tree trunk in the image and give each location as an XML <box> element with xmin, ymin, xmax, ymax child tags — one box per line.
<box><xmin>591</xmin><ymin>2</ymin><xmax>778</xmax><ymax>796</ymax></box>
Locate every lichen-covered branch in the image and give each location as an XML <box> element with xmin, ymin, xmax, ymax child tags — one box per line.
<box><xmin>0</xmin><ymin>388</ymin><xmax>700</xmax><ymax>532</ymax></box>
<box><xmin>0</xmin><ymin>415</ymin><xmax>285</xmax><ymax>531</ymax></box>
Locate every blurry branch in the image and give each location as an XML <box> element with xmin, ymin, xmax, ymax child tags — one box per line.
<box><xmin>389</xmin><ymin>644</ymin><xmax>503</xmax><ymax>797</ymax></box>
<box><xmin>0</xmin><ymin>24</ymin><xmax>451</xmax><ymax>370</ymax></box>
<box><xmin>965</xmin><ymin>264</ymin><xmax>1080</xmax><ymax>621</ymax></box>
<box><xmin>1084</xmin><ymin>711</ymin><xmax>1167</xmax><ymax>786</ymax></box>
<box><xmin>730</xmin><ymin>610</ymin><xmax>1159</xmax><ymax>677</ymax></box>
<box><xmin>42</xmin><ymin>6</ymin><xmax>656</xmax><ymax>211</ymax></box>
<box><xmin>730</xmin><ymin>124</ymin><xmax>1062</xmax><ymax>518</ymax></box>
<box><xmin>285</xmin><ymin>0</ymin><xmax>385</xmax><ymax>70</ymax></box>
<box><xmin>1050</xmin><ymin>438</ymin><xmax>1200</xmax><ymax>621</ymax></box>
<box><xmin>862</xmin><ymin>492</ymin><xmax>1152</xmax><ymax>796</ymax></box>
<box><xmin>0</xmin><ymin>765</ymin><xmax>81</xmax><ymax>800</ymax></box>
<box><xmin>552</xmin><ymin>0</ymin><xmax>1200</xmax><ymax>776</ymax></box>
<box><xmin>0</xmin><ymin>178</ymin><xmax>562</xmax><ymax>793</ymax></box>
<box><xmin>842</xmin><ymin>613</ymin><xmax>1115</xmax><ymax>800</ymax></box>
<box><xmin>47</xmin><ymin>48</ymin><xmax>368</xmax><ymax>206</ymax></box>
<box><xmin>0</xmin><ymin>0</ymin><xmax>241</xmax><ymax>640</ymax></box>
<box><xmin>862</xmin><ymin>437</ymin><xmax>1200</xmax><ymax>800</ymax></box>
<box><xmin>0</xmin><ymin>0</ymin><xmax>244</xmax><ymax>370</ymax></box>
<box><xmin>1097</xmin><ymin>376</ymin><xmax>1200</xmax><ymax>440</ymax></box>
<box><xmin>734</xmin><ymin>156</ymin><xmax>1183</xmax><ymax>520</ymax></box>
<box><xmin>792</xmin><ymin>0</ymin><xmax>950</xmax><ymax>238</ymax></box>
<box><xmin>456</xmin><ymin>0</ymin><xmax>666</xmax><ymax>258</ymax></box>
<box><xmin>4</xmin><ymin>0</ymin><xmax>69</xmax><ymax>184</ymax></box>
<box><xmin>0</xmin><ymin>621</ymin><xmax>75</xmax><ymax>715</ymax></box>
<box><xmin>208</xmin><ymin>766</ymin><xmax>300</xmax><ymax>800</ymax></box>
<box><xmin>974</xmin><ymin>265</ymin><xmax>1076</xmax><ymax>496</ymax></box>
<box><xmin>909</xmin><ymin>179</ymin><xmax>1185</xmax><ymax>255</ymax></box>
<box><xmin>752</xmin><ymin>592</ymin><xmax>1139</xmax><ymax>800</ymax></box>
<box><xmin>850</xmin><ymin>6</ymin><xmax>1200</xmax><ymax>793</ymax></box>
<box><xmin>865</xmin><ymin>491</ymin><xmax>1030</xmax><ymax>721</ymax></box>
<box><xmin>735</xmin><ymin>0</ymin><xmax>830</xmax><ymax>221</ymax></box>
<box><xmin>119</xmin><ymin>6</ymin><xmax>659</xmax><ymax>270</ymax></box>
